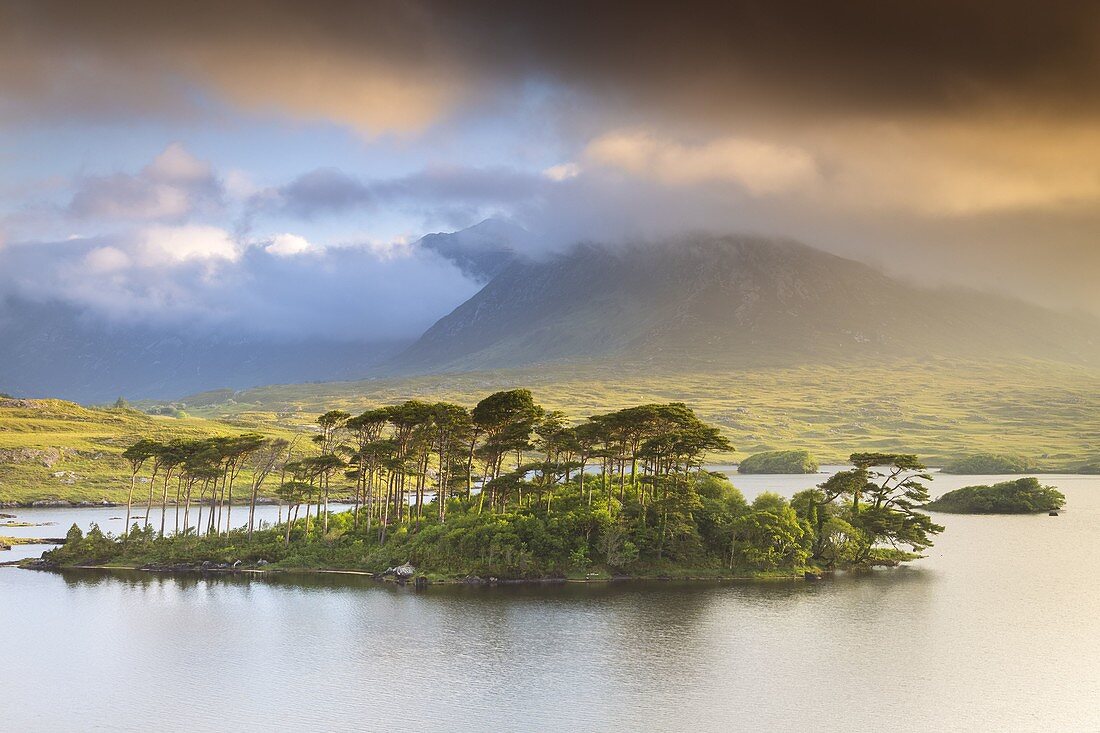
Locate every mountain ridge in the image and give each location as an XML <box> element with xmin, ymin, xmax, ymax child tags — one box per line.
<box><xmin>390</xmin><ymin>233</ymin><xmax>1100</xmax><ymax>374</ymax></box>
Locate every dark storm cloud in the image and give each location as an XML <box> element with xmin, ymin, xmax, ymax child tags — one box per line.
<box><xmin>3</xmin><ymin>0</ymin><xmax>1100</xmax><ymax>317</ymax></box>
<box><xmin>3</xmin><ymin>1</ymin><xmax>1099</xmax><ymax>129</ymax></box>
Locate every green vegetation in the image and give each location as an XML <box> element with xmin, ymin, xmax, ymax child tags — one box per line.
<box><xmin>942</xmin><ymin>453</ymin><xmax>1037</xmax><ymax>475</ymax></box>
<box><xmin>1079</xmin><ymin>460</ymin><xmax>1100</xmax><ymax>474</ymax></box>
<box><xmin>738</xmin><ymin>450</ymin><xmax>818</xmax><ymax>474</ymax></box>
<box><xmin>924</xmin><ymin>478</ymin><xmax>1066</xmax><ymax>514</ymax></box>
<box><xmin>0</xmin><ymin>398</ymin><xmax>294</xmax><ymax>505</ymax></box>
<box><xmin>43</xmin><ymin>391</ymin><xmax>942</xmax><ymax>579</ymax></box>
<box><xmin>148</xmin><ymin>357</ymin><xmax>1100</xmax><ymax>471</ymax></box>
<box><xmin>8</xmin><ymin>357</ymin><xmax>1097</xmax><ymax>506</ymax></box>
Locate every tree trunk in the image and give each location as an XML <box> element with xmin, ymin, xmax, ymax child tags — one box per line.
<box><xmin>159</xmin><ymin>470</ymin><xmax>171</xmax><ymax>538</ymax></box>
<box><xmin>247</xmin><ymin>476</ymin><xmax>259</xmax><ymax>541</ymax></box>
<box><xmin>144</xmin><ymin>467</ymin><xmax>159</xmax><ymax>528</ymax></box>
<box><xmin>124</xmin><ymin>472</ymin><xmax>137</xmax><ymax>542</ymax></box>
<box><xmin>225</xmin><ymin>470</ymin><xmax>235</xmax><ymax>535</ymax></box>
<box><xmin>183</xmin><ymin>479</ymin><xmax>192</xmax><ymax>536</ymax></box>
<box><xmin>323</xmin><ymin>471</ymin><xmax>330</xmax><ymax>534</ymax></box>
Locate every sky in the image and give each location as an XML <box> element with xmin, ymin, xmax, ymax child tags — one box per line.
<box><xmin>2</xmin><ymin>0</ymin><xmax>1099</xmax><ymax>341</ymax></box>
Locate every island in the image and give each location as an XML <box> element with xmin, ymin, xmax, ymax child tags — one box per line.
<box><xmin>924</xmin><ymin>477</ymin><xmax>1065</xmax><ymax>514</ymax></box>
<box><xmin>941</xmin><ymin>453</ymin><xmax>1037</xmax><ymax>474</ymax></box>
<box><xmin>30</xmin><ymin>391</ymin><xmax>943</xmax><ymax>581</ymax></box>
<box><xmin>737</xmin><ymin>450</ymin><xmax>819</xmax><ymax>474</ymax></box>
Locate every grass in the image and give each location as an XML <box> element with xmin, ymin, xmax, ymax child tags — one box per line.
<box><xmin>157</xmin><ymin>356</ymin><xmax>1100</xmax><ymax>469</ymax></box>
<box><xmin>0</xmin><ymin>399</ymin><xmax>296</xmax><ymax>504</ymax></box>
<box><xmin>4</xmin><ymin>356</ymin><xmax>1098</xmax><ymax>504</ymax></box>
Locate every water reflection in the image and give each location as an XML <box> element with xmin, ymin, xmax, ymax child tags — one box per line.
<box><xmin>4</xmin><ymin>472</ymin><xmax>1100</xmax><ymax>732</ymax></box>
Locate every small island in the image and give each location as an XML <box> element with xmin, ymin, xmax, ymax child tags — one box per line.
<box><xmin>737</xmin><ymin>450</ymin><xmax>819</xmax><ymax>474</ymax></box>
<box><xmin>924</xmin><ymin>477</ymin><xmax>1065</xmax><ymax>514</ymax></box>
<box><xmin>31</xmin><ymin>391</ymin><xmax>942</xmax><ymax>581</ymax></box>
<box><xmin>941</xmin><ymin>453</ymin><xmax>1037</xmax><ymax>474</ymax></box>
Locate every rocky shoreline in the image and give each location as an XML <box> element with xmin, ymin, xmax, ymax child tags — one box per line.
<box><xmin>19</xmin><ymin>557</ymin><xmax>811</xmax><ymax>585</ymax></box>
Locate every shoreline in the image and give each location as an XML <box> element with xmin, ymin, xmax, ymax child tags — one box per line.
<box><xmin>18</xmin><ymin>558</ymin><xmax>823</xmax><ymax>585</ymax></box>
<box><xmin>0</xmin><ymin>497</ymin><xmax>296</xmax><ymax>510</ymax></box>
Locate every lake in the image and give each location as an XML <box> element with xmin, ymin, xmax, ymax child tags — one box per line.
<box><xmin>4</xmin><ymin>470</ymin><xmax>1100</xmax><ymax>731</ymax></box>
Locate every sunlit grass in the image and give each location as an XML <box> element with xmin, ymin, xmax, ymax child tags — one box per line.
<box><xmin>3</xmin><ymin>357</ymin><xmax>1097</xmax><ymax>504</ymax></box>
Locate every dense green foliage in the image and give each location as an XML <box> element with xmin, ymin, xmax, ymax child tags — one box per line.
<box><xmin>738</xmin><ymin>450</ymin><xmax>818</xmax><ymax>474</ymax></box>
<box><xmin>43</xmin><ymin>392</ymin><xmax>944</xmax><ymax>578</ymax></box>
<box><xmin>924</xmin><ymin>478</ymin><xmax>1066</xmax><ymax>514</ymax></box>
<box><xmin>790</xmin><ymin>453</ymin><xmax>943</xmax><ymax>567</ymax></box>
<box><xmin>941</xmin><ymin>453</ymin><xmax>1037</xmax><ymax>474</ymax></box>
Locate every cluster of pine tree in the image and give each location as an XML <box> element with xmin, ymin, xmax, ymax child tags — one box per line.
<box><xmin>50</xmin><ymin>390</ymin><xmax>942</xmax><ymax>578</ymax></box>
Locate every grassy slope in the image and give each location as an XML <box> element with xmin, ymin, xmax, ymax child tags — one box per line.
<box><xmin>6</xmin><ymin>356</ymin><xmax>1098</xmax><ymax>503</ymax></box>
<box><xmin>170</xmin><ymin>356</ymin><xmax>1100</xmax><ymax>470</ymax></box>
<box><xmin>0</xmin><ymin>399</ymin><xmax>295</xmax><ymax>504</ymax></box>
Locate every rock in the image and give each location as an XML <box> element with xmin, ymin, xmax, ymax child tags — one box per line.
<box><xmin>0</xmin><ymin>446</ymin><xmax>67</xmax><ymax>467</ymax></box>
<box><xmin>1049</xmin><ymin>510</ymin><xmax>1059</xmax><ymax>516</ymax></box>
<box><xmin>23</xmin><ymin>557</ymin><xmax>58</xmax><ymax>570</ymax></box>
<box><xmin>0</xmin><ymin>543</ymin><xmax>10</xmax><ymax>551</ymax></box>
<box><xmin>804</xmin><ymin>571</ymin><xmax>823</xmax><ymax>581</ymax></box>
<box><xmin>0</xmin><ymin>398</ymin><xmax>39</xmax><ymax>408</ymax></box>
<box><xmin>383</xmin><ymin>562</ymin><xmax>416</xmax><ymax>579</ymax></box>
<box><xmin>256</xmin><ymin>559</ymin><xmax>270</xmax><ymax>566</ymax></box>
<box><xmin>413</xmin><ymin>576</ymin><xmax>428</xmax><ymax>589</ymax></box>
<box><xmin>232</xmin><ymin>560</ymin><xmax>242</xmax><ymax>568</ymax></box>
<box><xmin>0</xmin><ymin>513</ymin><xmax>14</xmax><ymax>519</ymax></box>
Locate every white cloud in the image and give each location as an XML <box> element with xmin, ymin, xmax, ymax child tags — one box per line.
<box><xmin>585</xmin><ymin>130</ymin><xmax>817</xmax><ymax>194</ymax></box>
<box><xmin>223</xmin><ymin>169</ymin><xmax>260</xmax><ymax>199</ymax></box>
<box><xmin>84</xmin><ymin>246</ymin><xmax>130</xmax><ymax>273</ymax></box>
<box><xmin>543</xmin><ymin>162</ymin><xmax>581</xmax><ymax>181</ymax></box>
<box><xmin>68</xmin><ymin>143</ymin><xmax>222</xmax><ymax>223</ymax></box>
<box><xmin>146</xmin><ymin>142</ymin><xmax>212</xmax><ymax>184</ymax></box>
<box><xmin>135</xmin><ymin>225</ymin><xmax>239</xmax><ymax>266</ymax></box>
<box><xmin>264</xmin><ymin>232</ymin><xmax>315</xmax><ymax>257</ymax></box>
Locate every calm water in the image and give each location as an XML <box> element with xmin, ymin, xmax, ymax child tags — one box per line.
<box><xmin>4</xmin><ymin>471</ymin><xmax>1100</xmax><ymax>732</ymax></box>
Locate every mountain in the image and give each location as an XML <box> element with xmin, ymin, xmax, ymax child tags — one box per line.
<box><xmin>391</xmin><ymin>234</ymin><xmax>1100</xmax><ymax>373</ymax></box>
<box><xmin>0</xmin><ymin>298</ymin><xmax>407</xmax><ymax>403</ymax></box>
<box><xmin>0</xmin><ymin>219</ymin><xmax>526</xmax><ymax>403</ymax></box>
<box><xmin>6</xmin><ymin>225</ymin><xmax>1098</xmax><ymax>403</ymax></box>
<box><xmin>418</xmin><ymin>218</ymin><xmax>529</xmax><ymax>283</ymax></box>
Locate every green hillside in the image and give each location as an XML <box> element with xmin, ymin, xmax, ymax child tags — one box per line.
<box><xmin>0</xmin><ymin>398</ymin><xmax>295</xmax><ymax>505</ymax></box>
<box><xmin>161</xmin><ymin>356</ymin><xmax>1100</xmax><ymax>471</ymax></box>
<box><xmin>6</xmin><ymin>355</ymin><xmax>1098</xmax><ymax>505</ymax></box>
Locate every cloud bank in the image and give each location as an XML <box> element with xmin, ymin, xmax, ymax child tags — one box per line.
<box><xmin>2</xmin><ymin>0</ymin><xmax>1100</xmax><ymax>331</ymax></box>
